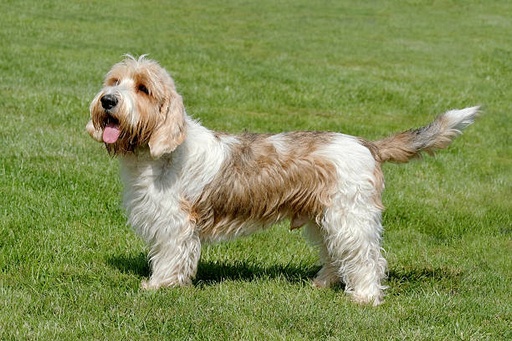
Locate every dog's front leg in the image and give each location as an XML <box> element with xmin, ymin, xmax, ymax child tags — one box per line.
<box><xmin>141</xmin><ymin>223</ymin><xmax>201</xmax><ymax>290</ymax></box>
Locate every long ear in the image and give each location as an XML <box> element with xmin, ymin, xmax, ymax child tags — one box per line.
<box><xmin>148</xmin><ymin>90</ymin><xmax>186</xmax><ymax>159</ymax></box>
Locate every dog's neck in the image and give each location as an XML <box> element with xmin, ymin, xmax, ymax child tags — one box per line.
<box><xmin>118</xmin><ymin>115</ymin><xmax>229</xmax><ymax>202</ymax></box>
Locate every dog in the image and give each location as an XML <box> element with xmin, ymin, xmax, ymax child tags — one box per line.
<box><xmin>86</xmin><ymin>55</ymin><xmax>478</xmax><ymax>305</ymax></box>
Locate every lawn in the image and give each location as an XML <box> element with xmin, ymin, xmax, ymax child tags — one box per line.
<box><xmin>1</xmin><ymin>0</ymin><xmax>511</xmax><ymax>339</ymax></box>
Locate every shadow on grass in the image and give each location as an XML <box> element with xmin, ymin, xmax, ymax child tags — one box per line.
<box><xmin>107</xmin><ymin>252</ymin><xmax>150</xmax><ymax>277</ymax></box>
<box><xmin>387</xmin><ymin>266</ymin><xmax>464</xmax><ymax>296</ymax></box>
<box><xmin>107</xmin><ymin>253</ymin><xmax>461</xmax><ymax>293</ymax></box>
<box><xmin>107</xmin><ymin>253</ymin><xmax>319</xmax><ymax>286</ymax></box>
<box><xmin>196</xmin><ymin>260</ymin><xmax>319</xmax><ymax>286</ymax></box>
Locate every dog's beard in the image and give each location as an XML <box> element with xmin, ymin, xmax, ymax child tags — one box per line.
<box><xmin>91</xmin><ymin>112</ymin><xmax>135</xmax><ymax>155</ymax></box>
<box><xmin>105</xmin><ymin>134</ymin><xmax>138</xmax><ymax>155</ymax></box>
<box><xmin>103</xmin><ymin>124</ymin><xmax>141</xmax><ymax>156</ymax></box>
<box><xmin>100</xmin><ymin>115</ymin><xmax>158</xmax><ymax>156</ymax></box>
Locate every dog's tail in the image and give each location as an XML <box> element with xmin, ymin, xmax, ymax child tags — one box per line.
<box><xmin>372</xmin><ymin>106</ymin><xmax>480</xmax><ymax>163</ymax></box>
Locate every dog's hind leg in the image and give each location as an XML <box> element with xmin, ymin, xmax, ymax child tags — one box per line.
<box><xmin>321</xmin><ymin>195</ymin><xmax>387</xmax><ymax>305</ymax></box>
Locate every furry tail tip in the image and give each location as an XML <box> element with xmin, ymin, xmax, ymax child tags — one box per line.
<box><xmin>373</xmin><ymin>106</ymin><xmax>480</xmax><ymax>163</ymax></box>
<box><xmin>441</xmin><ymin>106</ymin><xmax>480</xmax><ymax>133</ymax></box>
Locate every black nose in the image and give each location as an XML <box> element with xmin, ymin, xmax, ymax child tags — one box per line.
<box><xmin>100</xmin><ymin>94</ymin><xmax>118</xmax><ymax>110</ymax></box>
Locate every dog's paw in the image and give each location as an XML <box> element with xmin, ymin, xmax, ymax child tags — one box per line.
<box><xmin>312</xmin><ymin>267</ymin><xmax>339</xmax><ymax>288</ymax></box>
<box><xmin>312</xmin><ymin>277</ymin><xmax>332</xmax><ymax>288</ymax></box>
<box><xmin>141</xmin><ymin>277</ymin><xmax>193</xmax><ymax>290</ymax></box>
<box><xmin>351</xmin><ymin>291</ymin><xmax>384</xmax><ymax>306</ymax></box>
<box><xmin>140</xmin><ymin>280</ymin><xmax>156</xmax><ymax>290</ymax></box>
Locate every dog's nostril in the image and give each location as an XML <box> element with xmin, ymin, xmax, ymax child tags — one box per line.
<box><xmin>101</xmin><ymin>94</ymin><xmax>118</xmax><ymax>110</ymax></box>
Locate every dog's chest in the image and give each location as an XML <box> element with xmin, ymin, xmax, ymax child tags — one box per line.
<box><xmin>119</xmin><ymin>156</ymin><xmax>184</xmax><ymax>230</ymax></box>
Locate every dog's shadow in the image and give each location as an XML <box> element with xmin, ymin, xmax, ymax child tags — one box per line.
<box><xmin>107</xmin><ymin>252</ymin><xmax>319</xmax><ymax>286</ymax></box>
<box><xmin>107</xmin><ymin>253</ymin><xmax>150</xmax><ymax>277</ymax></box>
<box><xmin>196</xmin><ymin>259</ymin><xmax>320</xmax><ymax>286</ymax></box>
<box><xmin>107</xmin><ymin>253</ymin><xmax>462</xmax><ymax>293</ymax></box>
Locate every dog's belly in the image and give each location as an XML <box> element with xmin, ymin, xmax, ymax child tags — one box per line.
<box><xmin>191</xmin><ymin>161</ymin><xmax>338</xmax><ymax>242</ymax></box>
<box><xmin>197</xmin><ymin>214</ymin><xmax>286</xmax><ymax>242</ymax></box>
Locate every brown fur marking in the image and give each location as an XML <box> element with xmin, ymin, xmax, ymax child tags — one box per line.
<box><xmin>192</xmin><ymin>132</ymin><xmax>338</xmax><ymax>240</ymax></box>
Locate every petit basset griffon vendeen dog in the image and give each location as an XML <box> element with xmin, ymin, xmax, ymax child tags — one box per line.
<box><xmin>87</xmin><ymin>55</ymin><xmax>478</xmax><ymax>305</ymax></box>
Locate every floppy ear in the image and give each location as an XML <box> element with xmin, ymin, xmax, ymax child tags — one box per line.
<box><xmin>148</xmin><ymin>90</ymin><xmax>186</xmax><ymax>159</ymax></box>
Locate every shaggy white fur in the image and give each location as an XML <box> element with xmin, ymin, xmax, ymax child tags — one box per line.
<box><xmin>87</xmin><ymin>55</ymin><xmax>478</xmax><ymax>305</ymax></box>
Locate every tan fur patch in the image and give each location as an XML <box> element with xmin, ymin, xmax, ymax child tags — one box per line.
<box><xmin>372</xmin><ymin>132</ymin><xmax>419</xmax><ymax>163</ymax></box>
<box><xmin>192</xmin><ymin>132</ymin><xmax>338</xmax><ymax>239</ymax></box>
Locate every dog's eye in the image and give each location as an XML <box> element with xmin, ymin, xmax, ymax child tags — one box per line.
<box><xmin>138</xmin><ymin>84</ymin><xmax>149</xmax><ymax>95</ymax></box>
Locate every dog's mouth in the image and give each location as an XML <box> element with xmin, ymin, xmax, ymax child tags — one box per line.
<box><xmin>103</xmin><ymin>116</ymin><xmax>121</xmax><ymax>144</ymax></box>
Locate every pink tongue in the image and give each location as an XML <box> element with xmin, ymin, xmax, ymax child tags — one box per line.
<box><xmin>103</xmin><ymin>123</ymin><xmax>121</xmax><ymax>144</ymax></box>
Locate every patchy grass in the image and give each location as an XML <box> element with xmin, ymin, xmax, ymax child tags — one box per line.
<box><xmin>1</xmin><ymin>0</ymin><xmax>510</xmax><ymax>339</ymax></box>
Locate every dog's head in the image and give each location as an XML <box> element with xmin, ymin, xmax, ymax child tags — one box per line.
<box><xmin>87</xmin><ymin>55</ymin><xmax>186</xmax><ymax>158</ymax></box>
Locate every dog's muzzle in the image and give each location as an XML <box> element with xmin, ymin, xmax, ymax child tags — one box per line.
<box><xmin>97</xmin><ymin>94</ymin><xmax>122</xmax><ymax>144</ymax></box>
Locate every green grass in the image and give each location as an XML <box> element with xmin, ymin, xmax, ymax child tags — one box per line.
<box><xmin>1</xmin><ymin>0</ymin><xmax>511</xmax><ymax>339</ymax></box>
